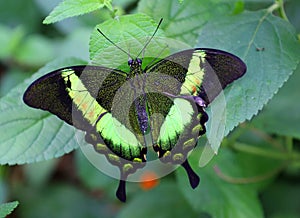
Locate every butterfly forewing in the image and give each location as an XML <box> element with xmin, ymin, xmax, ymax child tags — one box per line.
<box><xmin>147</xmin><ymin>48</ymin><xmax>246</xmax><ymax>104</ymax></box>
<box><xmin>144</xmin><ymin>48</ymin><xmax>245</xmax><ymax>164</ymax></box>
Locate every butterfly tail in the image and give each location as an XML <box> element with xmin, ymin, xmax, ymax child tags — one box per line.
<box><xmin>116</xmin><ymin>180</ymin><xmax>127</xmax><ymax>202</ymax></box>
<box><xmin>181</xmin><ymin>159</ymin><xmax>200</xmax><ymax>189</ymax></box>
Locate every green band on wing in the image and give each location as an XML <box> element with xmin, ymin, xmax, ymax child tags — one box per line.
<box><xmin>95</xmin><ymin>108</ymin><xmax>144</xmax><ymax>161</ymax></box>
<box><xmin>62</xmin><ymin>70</ymin><xmax>107</xmax><ymax>125</ymax></box>
<box><xmin>62</xmin><ymin>70</ymin><xmax>144</xmax><ymax>163</ymax></box>
<box><xmin>158</xmin><ymin>98</ymin><xmax>194</xmax><ymax>150</ymax></box>
<box><xmin>180</xmin><ymin>51</ymin><xmax>206</xmax><ymax>96</ymax></box>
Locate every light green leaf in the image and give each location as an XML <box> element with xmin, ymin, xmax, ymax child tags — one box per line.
<box><xmin>0</xmin><ymin>69</ymin><xmax>29</xmax><ymax>97</ymax></box>
<box><xmin>0</xmin><ymin>201</ymin><xmax>19</xmax><ymax>217</ymax></box>
<box><xmin>14</xmin><ymin>34</ymin><xmax>55</xmax><ymax>67</ymax></box>
<box><xmin>0</xmin><ymin>25</ymin><xmax>24</xmax><ymax>59</ymax></box>
<box><xmin>43</xmin><ymin>0</ymin><xmax>113</xmax><ymax>24</ymax></box>
<box><xmin>0</xmin><ymin>58</ymin><xmax>86</xmax><ymax>165</ymax></box>
<box><xmin>90</xmin><ymin>13</ymin><xmax>167</xmax><ymax>69</ymax></box>
<box><xmin>198</xmin><ymin>10</ymin><xmax>300</xmax><ymax>153</ymax></box>
<box><xmin>138</xmin><ymin>0</ymin><xmax>239</xmax><ymax>45</ymax></box>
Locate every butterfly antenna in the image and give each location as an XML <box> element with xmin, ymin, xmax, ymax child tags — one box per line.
<box><xmin>144</xmin><ymin>45</ymin><xmax>169</xmax><ymax>71</ymax></box>
<box><xmin>136</xmin><ymin>18</ymin><xmax>163</xmax><ymax>58</ymax></box>
<box><xmin>97</xmin><ymin>28</ymin><xmax>133</xmax><ymax>59</ymax></box>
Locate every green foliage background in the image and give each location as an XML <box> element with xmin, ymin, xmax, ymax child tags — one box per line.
<box><xmin>0</xmin><ymin>0</ymin><xmax>300</xmax><ymax>217</ymax></box>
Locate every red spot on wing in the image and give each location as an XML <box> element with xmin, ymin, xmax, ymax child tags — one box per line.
<box><xmin>191</xmin><ymin>86</ymin><xmax>197</xmax><ymax>94</ymax></box>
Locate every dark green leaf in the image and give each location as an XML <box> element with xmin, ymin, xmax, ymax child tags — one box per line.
<box><xmin>75</xmin><ymin>150</ymin><xmax>117</xmax><ymax>199</ymax></box>
<box><xmin>14</xmin><ymin>184</ymin><xmax>113</xmax><ymax>218</ymax></box>
<box><xmin>261</xmin><ymin>180</ymin><xmax>300</xmax><ymax>218</ymax></box>
<box><xmin>138</xmin><ymin>0</ymin><xmax>239</xmax><ymax>45</ymax></box>
<box><xmin>176</xmin><ymin>148</ymin><xmax>264</xmax><ymax>218</ymax></box>
<box><xmin>23</xmin><ymin>159</ymin><xmax>58</xmax><ymax>187</ymax></box>
<box><xmin>117</xmin><ymin>182</ymin><xmax>199</xmax><ymax>218</ymax></box>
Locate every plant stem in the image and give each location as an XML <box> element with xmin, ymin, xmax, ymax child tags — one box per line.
<box><xmin>268</xmin><ymin>0</ymin><xmax>290</xmax><ymax>22</ymax></box>
<box><xmin>231</xmin><ymin>142</ymin><xmax>300</xmax><ymax>161</ymax></box>
<box><xmin>213</xmin><ymin>162</ymin><xmax>287</xmax><ymax>184</ymax></box>
<box><xmin>276</xmin><ymin>0</ymin><xmax>290</xmax><ymax>22</ymax></box>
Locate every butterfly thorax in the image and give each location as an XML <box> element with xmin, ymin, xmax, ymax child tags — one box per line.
<box><xmin>128</xmin><ymin>58</ymin><xmax>143</xmax><ymax>76</ymax></box>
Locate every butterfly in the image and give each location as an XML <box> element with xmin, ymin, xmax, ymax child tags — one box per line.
<box><xmin>23</xmin><ymin>19</ymin><xmax>246</xmax><ymax>202</ymax></box>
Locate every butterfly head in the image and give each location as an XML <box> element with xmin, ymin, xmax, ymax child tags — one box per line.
<box><xmin>128</xmin><ymin>58</ymin><xmax>142</xmax><ymax>67</ymax></box>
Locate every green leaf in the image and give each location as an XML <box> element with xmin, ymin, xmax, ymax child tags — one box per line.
<box><xmin>0</xmin><ymin>201</ymin><xmax>19</xmax><ymax>217</ymax></box>
<box><xmin>89</xmin><ymin>13</ymin><xmax>167</xmax><ymax>69</ymax></box>
<box><xmin>0</xmin><ymin>25</ymin><xmax>24</xmax><ymax>59</ymax></box>
<box><xmin>197</xmin><ymin>10</ymin><xmax>300</xmax><ymax>152</ymax></box>
<box><xmin>0</xmin><ymin>58</ymin><xmax>86</xmax><ymax>165</ymax></box>
<box><xmin>0</xmin><ymin>175</ymin><xmax>7</xmax><ymax>203</ymax></box>
<box><xmin>251</xmin><ymin>63</ymin><xmax>300</xmax><ymax>139</ymax></box>
<box><xmin>177</xmin><ymin>148</ymin><xmax>264</xmax><ymax>218</ymax></box>
<box><xmin>75</xmin><ymin>150</ymin><xmax>116</xmax><ymax>189</ymax></box>
<box><xmin>43</xmin><ymin>0</ymin><xmax>113</xmax><ymax>24</ymax></box>
<box><xmin>24</xmin><ymin>159</ymin><xmax>58</xmax><ymax>187</ymax></box>
<box><xmin>0</xmin><ymin>68</ymin><xmax>29</xmax><ymax>97</ymax></box>
<box><xmin>138</xmin><ymin>0</ymin><xmax>239</xmax><ymax>45</ymax></box>
<box><xmin>261</xmin><ymin>180</ymin><xmax>300</xmax><ymax>218</ymax></box>
<box><xmin>117</xmin><ymin>182</ymin><xmax>199</xmax><ymax>218</ymax></box>
<box><xmin>14</xmin><ymin>184</ymin><xmax>113</xmax><ymax>218</ymax></box>
<box><xmin>232</xmin><ymin>0</ymin><xmax>245</xmax><ymax>15</ymax></box>
<box><xmin>14</xmin><ymin>34</ymin><xmax>55</xmax><ymax>67</ymax></box>
<box><xmin>0</xmin><ymin>0</ymin><xmax>44</xmax><ymax>33</ymax></box>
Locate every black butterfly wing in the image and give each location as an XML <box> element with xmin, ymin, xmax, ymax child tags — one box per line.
<box><xmin>23</xmin><ymin>65</ymin><xmax>128</xmax><ymax>130</ymax></box>
<box><xmin>146</xmin><ymin>48</ymin><xmax>246</xmax><ymax>104</ymax></box>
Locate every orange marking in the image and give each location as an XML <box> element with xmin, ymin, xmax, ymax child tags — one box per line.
<box><xmin>139</xmin><ymin>171</ymin><xmax>159</xmax><ymax>190</ymax></box>
<box><xmin>191</xmin><ymin>86</ymin><xmax>197</xmax><ymax>94</ymax></box>
<box><xmin>87</xmin><ymin>110</ymin><xmax>95</xmax><ymax>119</ymax></box>
<box><xmin>81</xmin><ymin>102</ymin><xmax>88</xmax><ymax>111</ymax></box>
